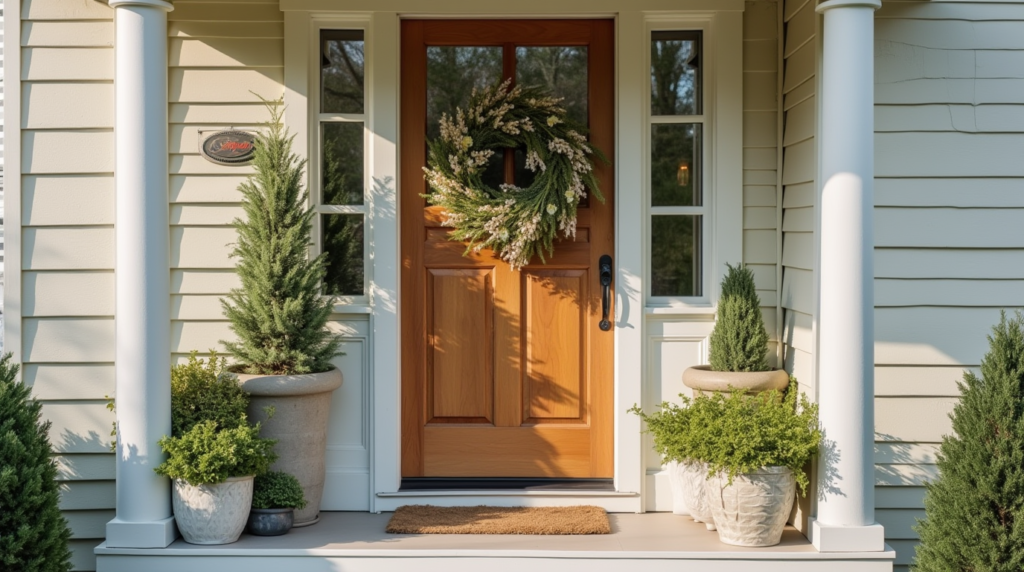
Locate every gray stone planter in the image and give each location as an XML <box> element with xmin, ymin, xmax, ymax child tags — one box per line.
<box><xmin>682</xmin><ymin>365</ymin><xmax>789</xmax><ymax>397</ymax></box>
<box><xmin>246</xmin><ymin>508</ymin><xmax>295</xmax><ymax>536</ymax></box>
<box><xmin>172</xmin><ymin>476</ymin><xmax>254</xmax><ymax>545</ymax></box>
<box><xmin>236</xmin><ymin>367</ymin><xmax>343</xmax><ymax>527</ymax></box>
<box><xmin>705</xmin><ymin>466</ymin><xmax>796</xmax><ymax>547</ymax></box>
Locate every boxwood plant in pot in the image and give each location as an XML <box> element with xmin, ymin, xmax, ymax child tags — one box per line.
<box><xmin>692</xmin><ymin>385</ymin><xmax>821</xmax><ymax>547</ymax></box>
<box><xmin>629</xmin><ymin>399</ymin><xmax>718</xmax><ymax>530</ymax></box>
<box><xmin>154</xmin><ymin>352</ymin><xmax>277</xmax><ymax>545</ymax></box>
<box><xmin>221</xmin><ymin>99</ymin><xmax>343</xmax><ymax>527</ymax></box>
<box><xmin>682</xmin><ymin>264</ymin><xmax>789</xmax><ymax>396</ymax></box>
<box><xmin>247</xmin><ymin>471</ymin><xmax>308</xmax><ymax>536</ymax></box>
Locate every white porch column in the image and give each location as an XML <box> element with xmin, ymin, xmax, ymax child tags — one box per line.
<box><xmin>105</xmin><ymin>0</ymin><xmax>177</xmax><ymax>549</ymax></box>
<box><xmin>810</xmin><ymin>0</ymin><xmax>886</xmax><ymax>553</ymax></box>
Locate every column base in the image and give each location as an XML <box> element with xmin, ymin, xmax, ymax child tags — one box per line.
<box><xmin>105</xmin><ymin>516</ymin><xmax>178</xmax><ymax>548</ymax></box>
<box><xmin>810</xmin><ymin>518</ymin><xmax>886</xmax><ymax>552</ymax></box>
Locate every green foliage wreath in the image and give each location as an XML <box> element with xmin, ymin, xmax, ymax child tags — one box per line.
<box><xmin>423</xmin><ymin>80</ymin><xmax>606</xmax><ymax>270</ymax></box>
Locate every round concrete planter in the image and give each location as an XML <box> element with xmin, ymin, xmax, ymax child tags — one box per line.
<box><xmin>246</xmin><ymin>508</ymin><xmax>295</xmax><ymax>536</ymax></box>
<box><xmin>235</xmin><ymin>367</ymin><xmax>343</xmax><ymax>527</ymax></box>
<box><xmin>172</xmin><ymin>476</ymin><xmax>254</xmax><ymax>545</ymax></box>
<box><xmin>705</xmin><ymin>466</ymin><xmax>796</xmax><ymax>547</ymax></box>
<box><xmin>682</xmin><ymin>365</ymin><xmax>789</xmax><ymax>397</ymax></box>
<box><xmin>678</xmin><ymin>461</ymin><xmax>716</xmax><ymax>530</ymax></box>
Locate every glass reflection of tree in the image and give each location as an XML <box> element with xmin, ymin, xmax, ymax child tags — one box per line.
<box><xmin>516</xmin><ymin>47</ymin><xmax>588</xmax><ymax>125</ymax></box>
<box><xmin>651</xmin><ymin>216</ymin><xmax>700</xmax><ymax>297</ymax></box>
<box><xmin>322</xmin><ymin>36</ymin><xmax>364</xmax><ymax>114</ymax></box>
<box><xmin>321</xmin><ymin>124</ymin><xmax>364</xmax><ymax>296</ymax></box>
<box><xmin>651</xmin><ymin>39</ymin><xmax>696</xmax><ymax>115</ymax></box>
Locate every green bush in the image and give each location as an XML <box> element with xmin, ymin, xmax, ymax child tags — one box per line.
<box><xmin>0</xmin><ymin>352</ymin><xmax>73</xmax><ymax>572</ymax></box>
<box><xmin>252</xmin><ymin>471</ymin><xmax>308</xmax><ymax>509</ymax></box>
<box><xmin>708</xmin><ymin>263</ymin><xmax>771</xmax><ymax>372</ymax></box>
<box><xmin>221</xmin><ymin>98</ymin><xmax>342</xmax><ymax>375</ymax></box>
<box><xmin>634</xmin><ymin>384</ymin><xmax>820</xmax><ymax>496</ymax></box>
<box><xmin>913</xmin><ymin>312</ymin><xmax>1024</xmax><ymax>571</ymax></box>
<box><xmin>154</xmin><ymin>421</ymin><xmax>277</xmax><ymax>486</ymax></box>
<box><xmin>170</xmin><ymin>350</ymin><xmax>249</xmax><ymax>437</ymax></box>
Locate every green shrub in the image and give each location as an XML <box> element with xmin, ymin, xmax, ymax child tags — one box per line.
<box><xmin>170</xmin><ymin>350</ymin><xmax>250</xmax><ymax>437</ymax></box>
<box><xmin>708</xmin><ymin>263</ymin><xmax>770</xmax><ymax>372</ymax></box>
<box><xmin>634</xmin><ymin>384</ymin><xmax>819</xmax><ymax>495</ymax></box>
<box><xmin>0</xmin><ymin>352</ymin><xmax>73</xmax><ymax>572</ymax></box>
<box><xmin>221</xmin><ymin>98</ymin><xmax>342</xmax><ymax>375</ymax></box>
<box><xmin>155</xmin><ymin>421</ymin><xmax>277</xmax><ymax>486</ymax></box>
<box><xmin>913</xmin><ymin>312</ymin><xmax>1024</xmax><ymax>571</ymax></box>
<box><xmin>252</xmin><ymin>471</ymin><xmax>308</xmax><ymax>509</ymax></box>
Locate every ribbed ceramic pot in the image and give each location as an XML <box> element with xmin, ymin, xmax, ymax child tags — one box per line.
<box><xmin>172</xmin><ymin>476</ymin><xmax>254</xmax><ymax>545</ymax></box>
<box><xmin>246</xmin><ymin>508</ymin><xmax>295</xmax><ymax>536</ymax></box>
<box><xmin>682</xmin><ymin>366</ymin><xmax>789</xmax><ymax>397</ymax></box>
<box><xmin>679</xmin><ymin>461</ymin><xmax>716</xmax><ymax>530</ymax></box>
<box><xmin>235</xmin><ymin>367</ymin><xmax>343</xmax><ymax>527</ymax></box>
<box><xmin>705</xmin><ymin>466</ymin><xmax>796</xmax><ymax>547</ymax></box>
<box><xmin>666</xmin><ymin>461</ymin><xmax>690</xmax><ymax>516</ymax></box>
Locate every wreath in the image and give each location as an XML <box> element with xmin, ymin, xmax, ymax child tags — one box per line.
<box><xmin>423</xmin><ymin>80</ymin><xmax>606</xmax><ymax>270</ymax></box>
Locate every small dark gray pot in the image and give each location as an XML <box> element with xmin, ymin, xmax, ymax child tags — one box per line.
<box><xmin>246</xmin><ymin>508</ymin><xmax>295</xmax><ymax>536</ymax></box>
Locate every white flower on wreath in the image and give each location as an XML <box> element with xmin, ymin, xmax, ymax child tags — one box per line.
<box><xmin>546</xmin><ymin>115</ymin><xmax>562</xmax><ymax>127</ymax></box>
<box><xmin>564</xmin><ymin>190</ymin><xmax>575</xmax><ymax>202</ymax></box>
<box><xmin>461</xmin><ymin>136</ymin><xmax>473</xmax><ymax>151</ymax></box>
<box><xmin>546</xmin><ymin>204</ymin><xmax>558</xmax><ymax>215</ymax></box>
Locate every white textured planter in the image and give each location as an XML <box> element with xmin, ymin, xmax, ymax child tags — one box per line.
<box><xmin>172</xmin><ymin>476</ymin><xmax>254</xmax><ymax>545</ymax></box>
<box><xmin>682</xmin><ymin>366</ymin><xmax>789</xmax><ymax>397</ymax></box>
<box><xmin>705</xmin><ymin>466</ymin><xmax>796</xmax><ymax>547</ymax></box>
<box><xmin>666</xmin><ymin>461</ymin><xmax>689</xmax><ymax>516</ymax></box>
<box><xmin>679</xmin><ymin>461</ymin><xmax>716</xmax><ymax>530</ymax></box>
<box><xmin>236</xmin><ymin>367</ymin><xmax>343</xmax><ymax>526</ymax></box>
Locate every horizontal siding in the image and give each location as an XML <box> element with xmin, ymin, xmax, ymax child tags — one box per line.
<box><xmin>870</xmin><ymin>3</ymin><xmax>1024</xmax><ymax>560</ymax></box>
<box><xmin>20</xmin><ymin>4</ymin><xmax>118</xmax><ymax>567</ymax></box>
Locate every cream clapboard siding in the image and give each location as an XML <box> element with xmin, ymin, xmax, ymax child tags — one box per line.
<box><xmin>169</xmin><ymin>0</ymin><xmax>372</xmax><ymax>517</ymax></box>
<box><xmin>872</xmin><ymin>2</ymin><xmax>1024</xmax><ymax>569</ymax></box>
<box><xmin>780</xmin><ymin>0</ymin><xmax>815</xmax><ymax>400</ymax></box>
<box><xmin>18</xmin><ymin>0</ymin><xmax>115</xmax><ymax>569</ymax></box>
<box><xmin>742</xmin><ymin>0</ymin><xmax>781</xmax><ymax>361</ymax></box>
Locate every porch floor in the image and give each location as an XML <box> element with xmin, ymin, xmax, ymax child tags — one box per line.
<box><xmin>96</xmin><ymin>511</ymin><xmax>895</xmax><ymax>572</ymax></box>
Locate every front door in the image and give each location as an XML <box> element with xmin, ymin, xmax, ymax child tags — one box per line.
<box><xmin>400</xmin><ymin>19</ymin><xmax>614</xmax><ymax>479</ymax></box>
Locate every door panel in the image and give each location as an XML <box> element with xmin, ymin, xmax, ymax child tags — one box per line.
<box><xmin>401</xmin><ymin>19</ymin><xmax>614</xmax><ymax>479</ymax></box>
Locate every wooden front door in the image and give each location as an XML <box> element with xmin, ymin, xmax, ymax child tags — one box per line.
<box><xmin>400</xmin><ymin>20</ymin><xmax>614</xmax><ymax>479</ymax></box>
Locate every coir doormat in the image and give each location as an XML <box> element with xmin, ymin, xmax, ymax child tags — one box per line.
<box><xmin>385</xmin><ymin>505</ymin><xmax>611</xmax><ymax>535</ymax></box>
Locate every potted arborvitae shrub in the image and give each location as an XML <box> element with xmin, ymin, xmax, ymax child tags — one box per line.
<box><xmin>695</xmin><ymin>386</ymin><xmax>820</xmax><ymax>547</ymax></box>
<box><xmin>221</xmin><ymin>99</ymin><xmax>343</xmax><ymax>527</ymax></box>
<box><xmin>682</xmin><ymin>264</ymin><xmax>789</xmax><ymax>395</ymax></box>
<box><xmin>247</xmin><ymin>471</ymin><xmax>308</xmax><ymax>536</ymax></box>
<box><xmin>154</xmin><ymin>352</ymin><xmax>277</xmax><ymax>545</ymax></box>
<box><xmin>629</xmin><ymin>400</ymin><xmax>718</xmax><ymax>530</ymax></box>
<box><xmin>0</xmin><ymin>353</ymin><xmax>73</xmax><ymax>572</ymax></box>
<box><xmin>913</xmin><ymin>312</ymin><xmax>1024</xmax><ymax>571</ymax></box>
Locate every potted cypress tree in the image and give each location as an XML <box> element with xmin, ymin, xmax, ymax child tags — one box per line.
<box><xmin>221</xmin><ymin>99</ymin><xmax>343</xmax><ymax>527</ymax></box>
<box><xmin>154</xmin><ymin>352</ymin><xmax>277</xmax><ymax>545</ymax></box>
<box><xmin>247</xmin><ymin>471</ymin><xmax>308</xmax><ymax>536</ymax></box>
<box><xmin>682</xmin><ymin>263</ymin><xmax>789</xmax><ymax>395</ymax></box>
<box><xmin>0</xmin><ymin>353</ymin><xmax>73</xmax><ymax>571</ymax></box>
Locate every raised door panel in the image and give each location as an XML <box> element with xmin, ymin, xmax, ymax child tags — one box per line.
<box><xmin>524</xmin><ymin>270</ymin><xmax>586</xmax><ymax>423</ymax></box>
<box><xmin>427</xmin><ymin>268</ymin><xmax>494</xmax><ymax>423</ymax></box>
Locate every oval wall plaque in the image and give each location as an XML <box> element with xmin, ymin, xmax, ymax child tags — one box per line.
<box><xmin>200</xmin><ymin>130</ymin><xmax>257</xmax><ymax>166</ymax></box>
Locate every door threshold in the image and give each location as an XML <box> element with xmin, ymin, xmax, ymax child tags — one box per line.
<box><xmin>399</xmin><ymin>478</ymin><xmax>615</xmax><ymax>492</ymax></box>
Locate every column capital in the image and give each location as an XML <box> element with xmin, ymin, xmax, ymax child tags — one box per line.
<box><xmin>816</xmin><ymin>0</ymin><xmax>881</xmax><ymax>14</ymax></box>
<box><xmin>109</xmin><ymin>0</ymin><xmax>173</xmax><ymax>11</ymax></box>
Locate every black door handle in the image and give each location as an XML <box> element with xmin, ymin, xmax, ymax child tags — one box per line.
<box><xmin>599</xmin><ymin>255</ymin><xmax>613</xmax><ymax>331</ymax></box>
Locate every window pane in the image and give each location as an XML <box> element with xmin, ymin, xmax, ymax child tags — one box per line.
<box><xmin>321</xmin><ymin>30</ymin><xmax>364</xmax><ymax>114</ymax></box>
<box><xmin>651</xmin><ymin>215</ymin><xmax>702</xmax><ymax>297</ymax></box>
<box><xmin>322</xmin><ymin>122</ymin><xmax>364</xmax><ymax>205</ymax></box>
<box><xmin>427</xmin><ymin>46</ymin><xmax>504</xmax><ymax>189</ymax></box>
<box><xmin>322</xmin><ymin>214</ymin><xmax>364</xmax><ymax>296</ymax></box>
<box><xmin>651</xmin><ymin>31</ymin><xmax>701</xmax><ymax>116</ymax></box>
<box><xmin>651</xmin><ymin>123</ymin><xmax>701</xmax><ymax>207</ymax></box>
<box><xmin>515</xmin><ymin>46</ymin><xmax>589</xmax><ymax>188</ymax></box>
